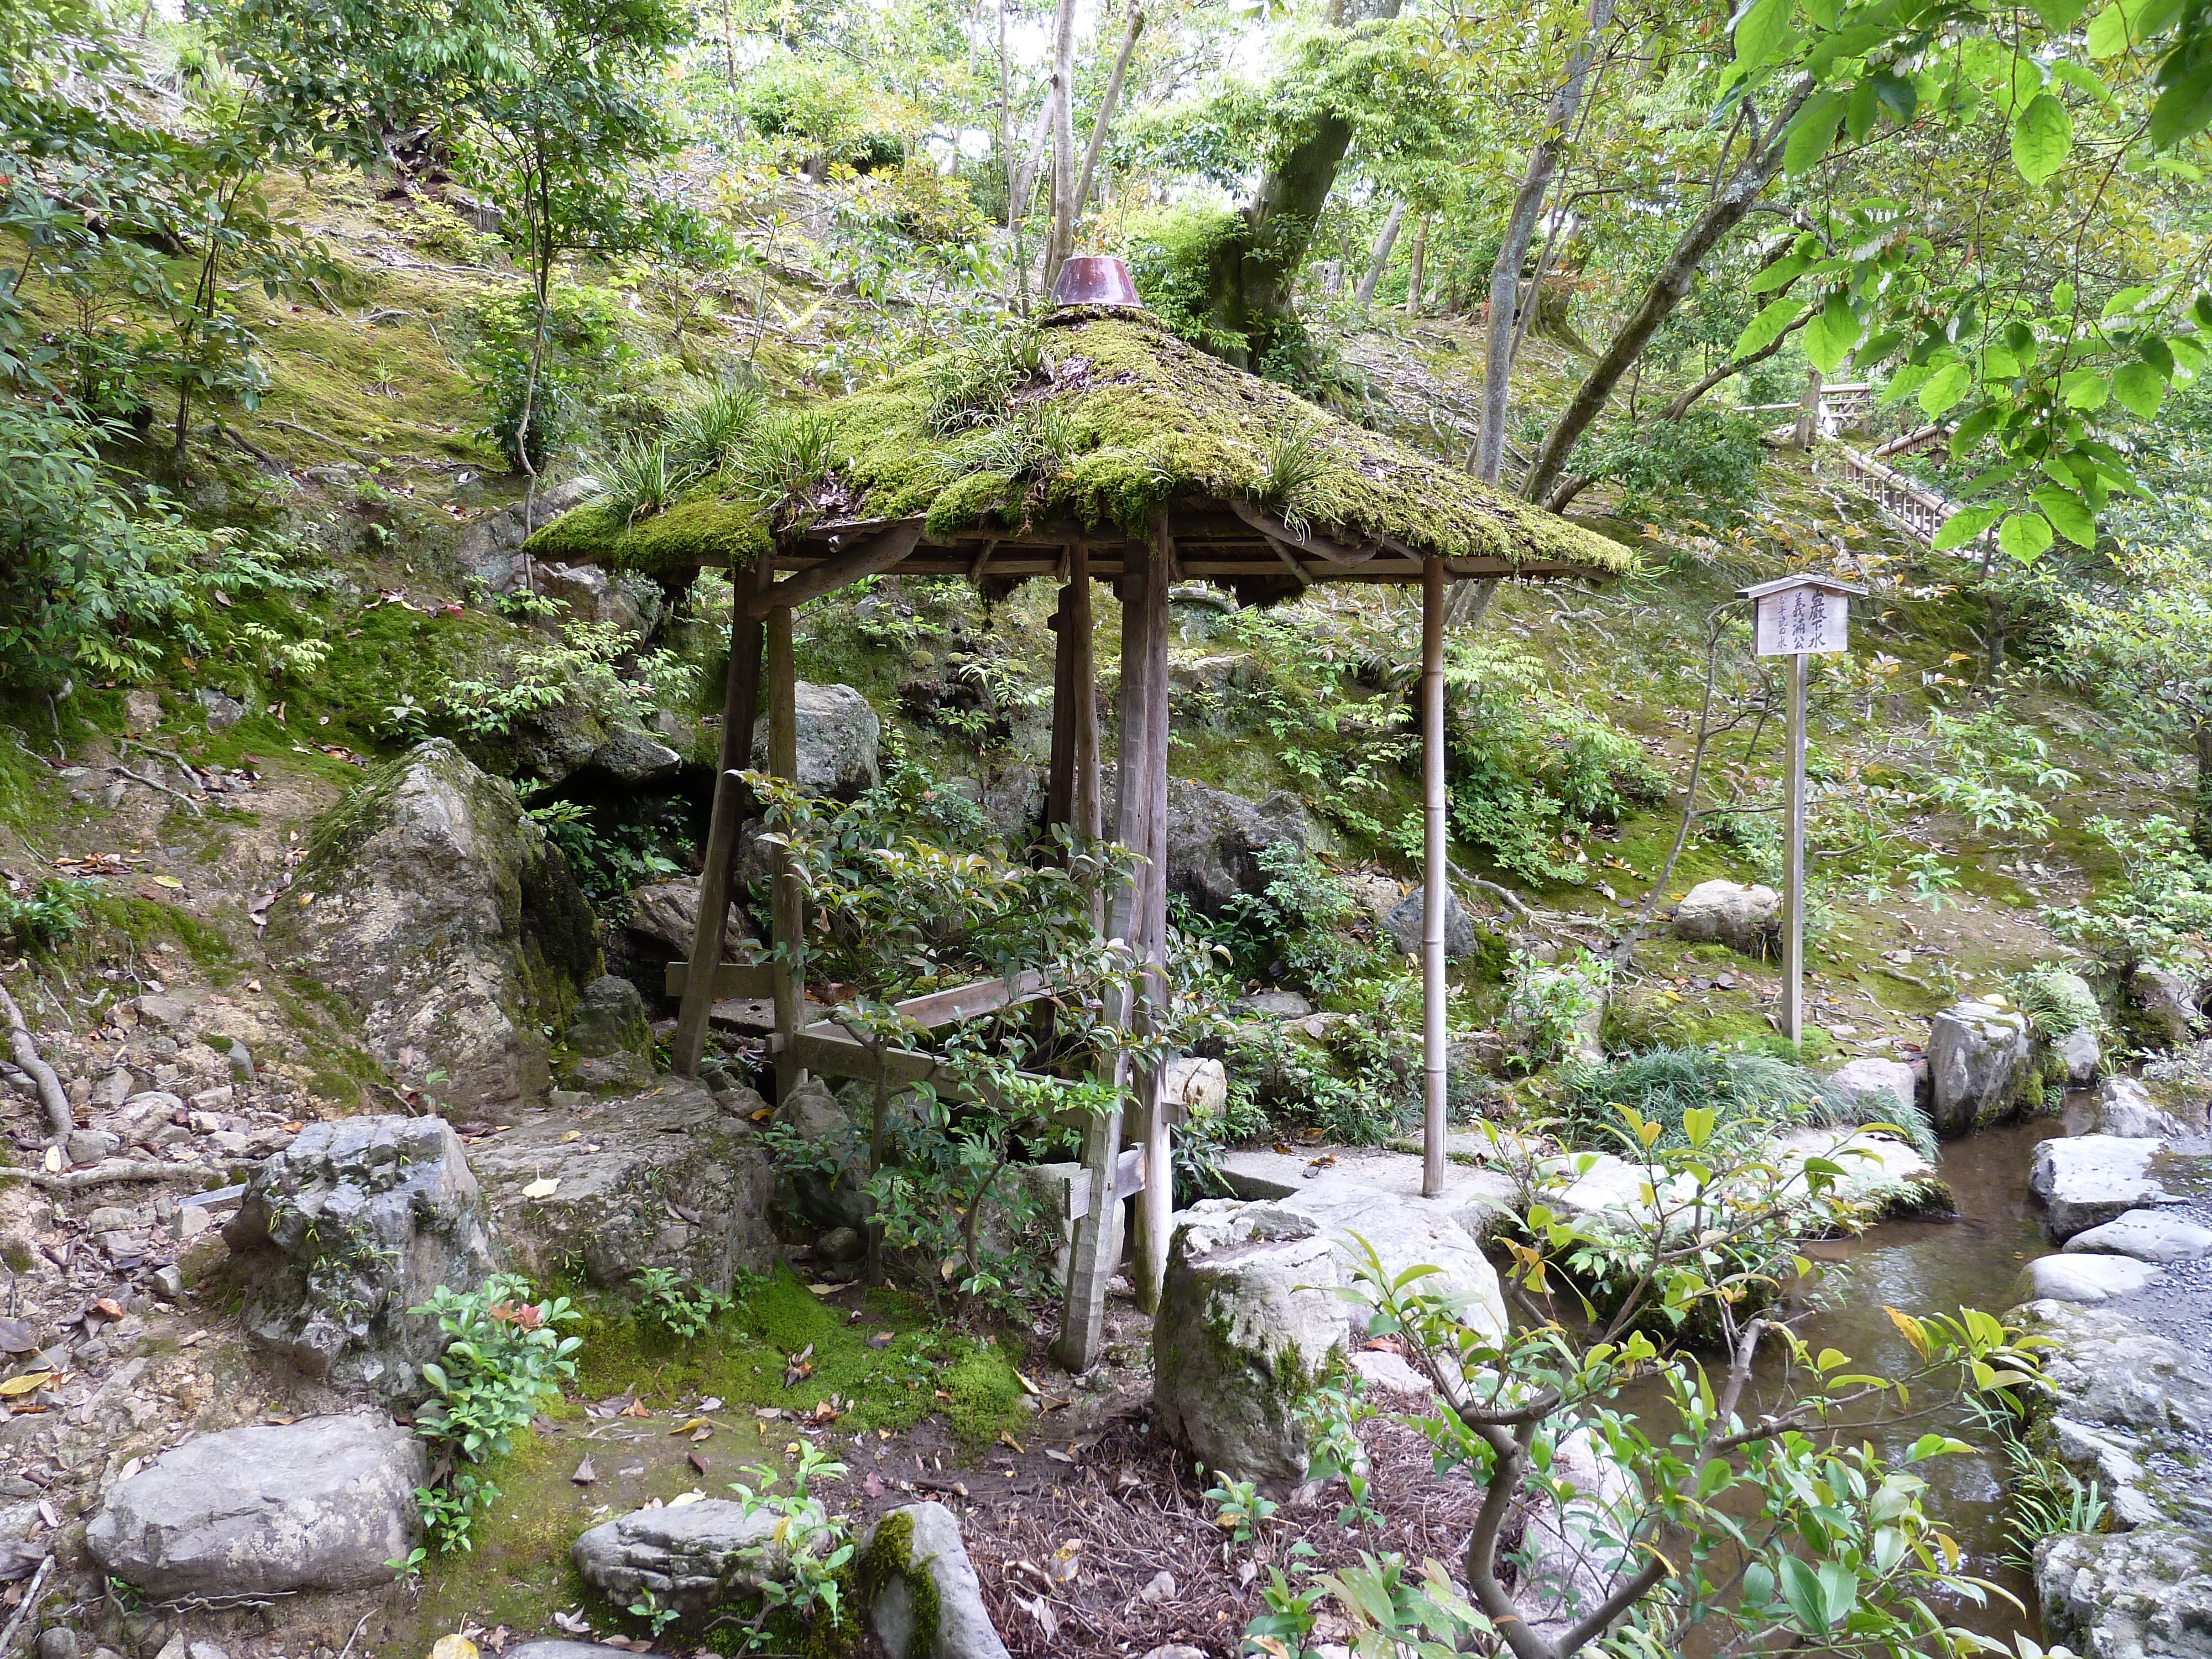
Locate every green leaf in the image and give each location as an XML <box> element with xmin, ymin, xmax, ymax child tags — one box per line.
<box><xmin>1845</xmin><ymin>75</ymin><xmax>1880</xmax><ymax>139</ymax></box>
<box><xmin>2050</xmin><ymin>59</ymin><xmax>2117</xmax><ymax>106</ymax></box>
<box><xmin>2032</xmin><ymin>483</ymin><xmax>2098</xmax><ymax>547</ymax></box>
<box><xmin>1857</xmin><ymin>325</ymin><xmax>1904</xmax><ymax>363</ymax></box>
<box><xmin>2031</xmin><ymin>0</ymin><xmax>2089</xmax><ymax>26</ymax></box>
<box><xmin>2085</xmin><ymin>2</ymin><xmax>2132</xmax><ymax>55</ymax></box>
<box><xmin>1749</xmin><ymin>249</ymin><xmax>1815</xmax><ymax>294</ymax></box>
<box><xmin>2102</xmin><ymin>284</ymin><xmax>2156</xmax><ymax>319</ymax></box>
<box><xmin>2113</xmin><ymin>359</ymin><xmax>2167</xmax><ymax>417</ymax></box>
<box><xmin>1998</xmin><ymin>511</ymin><xmax>2056</xmax><ymax>561</ymax></box>
<box><xmin>2151</xmin><ymin>61</ymin><xmax>2212</xmax><ymax>148</ymax></box>
<box><xmin>1950</xmin><ymin>403</ymin><xmax>2002</xmax><ymax>457</ymax></box>
<box><xmin>1785</xmin><ymin>88</ymin><xmax>1849</xmax><ymax>174</ymax></box>
<box><xmin>1736</xmin><ymin>296</ymin><xmax>1808</xmax><ymax>358</ymax></box>
<box><xmin>1805</xmin><ymin>291</ymin><xmax>1859</xmax><ymax>373</ymax></box>
<box><xmin>1818</xmin><ymin>1559</ymin><xmax>1860</xmax><ymax>1628</ymax></box>
<box><xmin>2060</xmin><ymin>368</ymin><xmax>2110</xmax><ymax>408</ymax></box>
<box><xmin>1734</xmin><ymin>0</ymin><xmax>1796</xmax><ymax>69</ymax></box>
<box><xmin>1777</xmin><ymin>1556</ymin><xmax>1829</xmax><ymax>1631</ymax></box>
<box><xmin>1870</xmin><ymin>67</ymin><xmax>1918</xmax><ymax>121</ymax></box>
<box><xmin>2011</xmin><ymin>92</ymin><xmax>2073</xmax><ymax>184</ymax></box>
<box><xmin>2141</xmin><ymin>332</ymin><xmax>2177</xmax><ymax>375</ymax></box>
<box><xmin>1917</xmin><ymin>361</ymin><xmax>1971</xmax><ymax>413</ymax></box>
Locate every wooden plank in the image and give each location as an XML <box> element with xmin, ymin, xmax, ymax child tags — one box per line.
<box><xmin>749</xmin><ymin>521</ymin><xmax>924</xmax><ymax>615</ymax></box>
<box><xmin>890</xmin><ymin>969</ymin><xmax>1049</xmax><ymax>1030</ymax></box>
<box><xmin>1133</xmin><ymin>512</ymin><xmax>1174</xmax><ymax>1316</ymax></box>
<box><xmin>1071</xmin><ymin>541</ymin><xmax>1102</xmax><ymax>853</ymax></box>
<box><xmin>1228</xmin><ymin>499</ymin><xmax>1375</xmax><ymax>567</ymax></box>
<box><xmin>1046</xmin><ymin>575</ymin><xmax>1077</xmax><ymax>830</ymax></box>
<box><xmin>785</xmin><ymin>1026</ymin><xmax>1091</xmax><ymax>1128</ymax></box>
<box><xmin>767</xmin><ymin>607</ymin><xmax>804</xmax><ymax>1099</ymax></box>
<box><xmin>1065</xmin><ymin>1147</ymin><xmax>1146</xmax><ymax>1220</ymax></box>
<box><xmin>672</xmin><ymin>559</ymin><xmax>769</xmax><ymax>1076</ymax></box>
<box><xmin>665</xmin><ymin>961</ymin><xmax>776</xmax><ymax>999</ymax></box>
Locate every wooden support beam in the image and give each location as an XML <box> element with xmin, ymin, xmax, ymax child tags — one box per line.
<box><xmin>1070</xmin><ymin>542</ymin><xmax>1102</xmax><ymax>849</ymax></box>
<box><xmin>890</xmin><ymin>969</ymin><xmax>1048</xmax><ymax>1030</ymax></box>
<box><xmin>766</xmin><ymin>607</ymin><xmax>804</xmax><ymax>1100</ymax></box>
<box><xmin>672</xmin><ymin>560</ymin><xmax>769</xmax><ymax>1076</ymax></box>
<box><xmin>1133</xmin><ymin>511</ymin><xmax>1173</xmax><ymax>1314</ymax></box>
<box><xmin>665</xmin><ymin>961</ymin><xmax>776</xmax><ymax>999</ymax></box>
<box><xmin>1421</xmin><ymin>554</ymin><xmax>1448</xmax><ymax>1200</ymax></box>
<box><xmin>749</xmin><ymin>522</ymin><xmax>924</xmax><ymax>615</ymax></box>
<box><xmin>1228</xmin><ymin>499</ymin><xmax>1376</xmax><ymax>567</ymax></box>
<box><xmin>1046</xmin><ymin>574</ymin><xmax>1077</xmax><ymax>831</ymax></box>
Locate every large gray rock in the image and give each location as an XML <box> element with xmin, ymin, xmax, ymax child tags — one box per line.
<box><xmin>460</xmin><ymin>477</ymin><xmax>600</xmax><ymax>593</ymax></box>
<box><xmin>2032</xmin><ymin>1135</ymin><xmax>2174</xmax><ymax>1240</ymax></box>
<box><xmin>567</xmin><ymin>974</ymin><xmax>651</xmax><ymax>1060</ymax></box>
<box><xmin>2038</xmin><ymin>1527</ymin><xmax>2212</xmax><ymax>1659</ymax></box>
<box><xmin>85</xmin><ymin>1415</ymin><xmax>423</xmax><ymax>1597</ymax></box>
<box><xmin>1927</xmin><ymin>1000</ymin><xmax>2033</xmax><ymax>1137</ymax></box>
<box><xmin>2095</xmin><ymin>1077</ymin><xmax>2201</xmax><ymax>1141</ymax></box>
<box><xmin>1152</xmin><ymin>1212</ymin><xmax>1348</xmax><ymax>1493</ymax></box>
<box><xmin>1252</xmin><ymin>1184</ymin><xmax>1508</xmax><ymax>1342</ymax></box>
<box><xmin>622</xmin><ymin>877</ymin><xmax>759</xmax><ymax>965</ymax></box>
<box><xmin>264</xmin><ymin>739</ymin><xmax>600</xmax><ymax>1108</ymax></box>
<box><xmin>752</xmin><ymin>681</ymin><xmax>880</xmax><ymax>799</ymax></box>
<box><xmin>857</xmin><ymin>1502</ymin><xmax>1010</xmax><ymax>1659</ymax></box>
<box><xmin>572</xmin><ymin>1499</ymin><xmax>789</xmax><ymax>1617</ymax></box>
<box><xmin>1384</xmin><ymin>886</ymin><xmax>1480</xmax><ymax>958</ymax></box>
<box><xmin>222</xmin><ymin>1115</ymin><xmax>493</xmax><ymax>1390</ymax></box>
<box><xmin>1671</xmin><ymin>880</ymin><xmax>1780</xmax><ymax>957</ymax></box>
<box><xmin>769</xmin><ymin>1076</ymin><xmax>868</xmax><ymax>1229</ymax></box>
<box><xmin>2018</xmin><ymin>1252</ymin><xmax>2162</xmax><ymax>1305</ymax></box>
<box><xmin>589</xmin><ymin>724</ymin><xmax>682</xmax><ymax>785</ymax></box>
<box><xmin>2131</xmin><ymin>964</ymin><xmax>2202</xmax><ymax>1048</ymax></box>
<box><xmin>1099</xmin><ymin>771</ymin><xmax>1321</xmax><ymax>917</ymax></box>
<box><xmin>535</xmin><ymin>559</ymin><xmax>660</xmax><ymax>640</ymax></box>
<box><xmin>1828</xmin><ymin>1057</ymin><xmax>1919</xmax><ymax>1117</ymax></box>
<box><xmin>2063</xmin><ymin>1025</ymin><xmax>2104</xmax><ymax>1086</ymax></box>
<box><xmin>2067</xmin><ymin>1209</ymin><xmax>2212</xmax><ymax>1263</ymax></box>
<box><xmin>472</xmin><ymin>1078</ymin><xmax>775</xmax><ymax>1288</ymax></box>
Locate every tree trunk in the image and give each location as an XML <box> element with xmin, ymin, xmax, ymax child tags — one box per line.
<box><xmin>1402</xmin><ymin>216</ymin><xmax>1428</xmax><ymax>317</ymax></box>
<box><xmin>2195</xmin><ymin>717</ymin><xmax>2212</xmax><ymax>861</ymax></box>
<box><xmin>1789</xmin><ymin>364</ymin><xmax>1823</xmax><ymax>449</ymax></box>
<box><xmin>1353</xmin><ymin>201</ymin><xmax>1405</xmax><ymax>305</ymax></box>
<box><xmin>1043</xmin><ymin>0</ymin><xmax>1080</xmax><ymax>296</ymax></box>
<box><xmin>1074</xmin><ymin>0</ymin><xmax>1143</xmax><ymax>220</ymax></box>
<box><xmin>1523</xmin><ymin>90</ymin><xmax>1806</xmax><ymax>510</ymax></box>
<box><xmin>1472</xmin><ymin>0</ymin><xmax>1616</xmax><ymax>486</ymax></box>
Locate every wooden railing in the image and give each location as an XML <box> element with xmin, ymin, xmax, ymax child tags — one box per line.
<box><xmin>1818</xmin><ymin>444</ymin><xmax>1955</xmax><ymax>545</ymax></box>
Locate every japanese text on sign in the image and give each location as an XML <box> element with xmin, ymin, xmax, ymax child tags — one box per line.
<box><xmin>1754</xmin><ymin>586</ymin><xmax>1849</xmax><ymax>656</ymax></box>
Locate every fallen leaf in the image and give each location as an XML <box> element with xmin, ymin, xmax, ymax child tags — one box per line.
<box><xmin>688</xmin><ymin>1451</ymin><xmax>708</xmax><ymax>1474</ymax></box>
<box><xmin>151</xmin><ymin>876</ymin><xmax>183</xmax><ymax>890</ymax></box>
<box><xmin>281</xmin><ymin>1121</ymin><xmax>303</xmax><ymax>1133</ymax></box>
<box><xmin>670</xmin><ymin>1417</ymin><xmax>712</xmax><ymax>1435</ymax></box>
<box><xmin>35</xmin><ymin>1502</ymin><xmax>57</xmax><ymax>1530</ymax></box>
<box><xmin>0</xmin><ymin>1373</ymin><xmax>56</xmax><ymax>1398</ymax></box>
<box><xmin>998</xmin><ymin>1430</ymin><xmax>1026</xmax><ymax>1454</ymax></box>
<box><xmin>429</xmin><ymin>1636</ymin><xmax>478</xmax><ymax>1659</ymax></box>
<box><xmin>669</xmin><ymin>1489</ymin><xmax>705</xmax><ymax>1507</ymax></box>
<box><xmin>1013</xmin><ymin>1370</ymin><xmax>1040</xmax><ymax>1396</ymax></box>
<box><xmin>550</xmin><ymin>1611</ymin><xmax>591</xmax><ymax>1636</ymax></box>
<box><xmin>620</xmin><ymin>1400</ymin><xmax>650</xmax><ymax>1418</ymax></box>
<box><xmin>571</xmin><ymin>1458</ymin><xmax>596</xmax><ymax>1485</ymax></box>
<box><xmin>1043</xmin><ymin>1448</ymin><xmax>1076</xmax><ymax>1464</ymax></box>
<box><xmin>691</xmin><ymin>1426</ymin><xmax>712</xmax><ymax>1443</ymax></box>
<box><xmin>521</xmin><ymin>1177</ymin><xmax>560</xmax><ymax>1199</ymax></box>
<box><xmin>862</xmin><ymin>1472</ymin><xmax>884</xmax><ymax>1498</ymax></box>
<box><xmin>866</xmin><ymin>1332</ymin><xmax>894</xmax><ymax>1349</ymax></box>
<box><xmin>557</xmin><ymin>1130</ymin><xmax>581</xmax><ymax>1143</ymax></box>
<box><xmin>41</xmin><ymin>1147</ymin><xmax>59</xmax><ymax>1174</ymax></box>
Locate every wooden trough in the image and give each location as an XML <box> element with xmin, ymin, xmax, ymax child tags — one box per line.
<box><xmin>526</xmin><ymin>280</ymin><xmax>1630</xmax><ymax>1368</ymax></box>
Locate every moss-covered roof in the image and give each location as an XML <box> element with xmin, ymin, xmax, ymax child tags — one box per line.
<box><xmin>525</xmin><ymin>309</ymin><xmax>1631</xmax><ymax>583</ymax></box>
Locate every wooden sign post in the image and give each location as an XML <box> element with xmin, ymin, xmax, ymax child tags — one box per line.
<box><xmin>1737</xmin><ymin>575</ymin><xmax>1866</xmax><ymax>1047</ymax></box>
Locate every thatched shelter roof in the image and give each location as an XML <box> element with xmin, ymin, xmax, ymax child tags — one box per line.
<box><xmin>525</xmin><ymin>307</ymin><xmax>1631</xmax><ymax>604</ymax></box>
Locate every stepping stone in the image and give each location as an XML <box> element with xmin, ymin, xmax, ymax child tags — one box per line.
<box><xmin>2018</xmin><ymin>1252</ymin><xmax>2162</xmax><ymax>1305</ymax></box>
<box><xmin>2031</xmin><ymin>1135</ymin><xmax>2174</xmax><ymax>1239</ymax></box>
<box><xmin>2063</xmin><ymin>1208</ymin><xmax>2212</xmax><ymax>1264</ymax></box>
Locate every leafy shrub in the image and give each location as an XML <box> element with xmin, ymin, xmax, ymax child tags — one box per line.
<box><xmin>526</xmin><ymin>799</ymin><xmax>684</xmax><ymax>906</ymax></box>
<box><xmin>733</xmin><ymin>53</ymin><xmax>903</xmax><ymax>164</ymax></box>
<box><xmin>723</xmin><ymin>1445</ymin><xmax>854</xmax><ymax>1646</ymax></box>
<box><xmin>400</xmin><ymin>1276</ymin><xmax>582</xmax><ymax>1564</ymax></box>
<box><xmin>2012</xmin><ymin>962</ymin><xmax>2103</xmax><ymax>1040</ymax></box>
<box><xmin>466</xmin><ymin>286</ymin><xmax>630</xmax><ymax>469</ymax></box>
<box><xmin>1580</xmin><ymin>407</ymin><xmax>1765</xmax><ymax>518</ymax></box>
<box><xmin>1223</xmin><ymin>982</ymin><xmax>1420</xmax><ymax>1146</ymax></box>
<box><xmin>922</xmin><ymin>327</ymin><xmax>1046</xmax><ymax>435</ymax></box>
<box><xmin>440</xmin><ymin>619</ymin><xmax>697</xmax><ymax>742</ymax></box>
<box><xmin>739</xmin><ymin>411</ymin><xmax>842</xmax><ymax>526</ymax></box>
<box><xmin>2047</xmin><ymin>813</ymin><xmax>2212</xmax><ymax>972</ymax></box>
<box><xmin>1115</xmin><ymin>205</ymin><xmax>1252</xmax><ymax>360</ymax></box>
<box><xmin>632</xmin><ymin>1267</ymin><xmax>728</xmax><ymax>1342</ymax></box>
<box><xmin>1204</xmin><ymin>844</ymin><xmax>1389</xmax><ymax>1000</ymax></box>
<box><xmin>1</xmin><ymin>878</ymin><xmax>97</xmax><ymax>950</ymax></box>
<box><xmin>1444</xmin><ymin>644</ymin><xmax>1669</xmax><ymax>888</ymax></box>
<box><xmin>1919</xmin><ymin>707</ymin><xmax>2077</xmax><ymax>836</ymax></box>
<box><xmin>1502</xmin><ymin>948</ymin><xmax>1610</xmax><ymax>1070</ymax></box>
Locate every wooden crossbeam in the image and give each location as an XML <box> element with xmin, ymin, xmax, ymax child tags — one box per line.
<box><xmin>664</xmin><ymin>961</ymin><xmax>776</xmax><ymax>999</ymax></box>
<box><xmin>891</xmin><ymin>969</ymin><xmax>1049</xmax><ymax>1030</ymax></box>
<box><xmin>749</xmin><ymin>521</ymin><xmax>924</xmax><ymax>615</ymax></box>
<box><xmin>1064</xmin><ymin>1147</ymin><xmax>1148</xmax><ymax>1221</ymax></box>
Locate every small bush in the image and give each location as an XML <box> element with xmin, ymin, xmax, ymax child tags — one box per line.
<box><xmin>1115</xmin><ymin>205</ymin><xmax>1253</xmax><ymax>360</ymax></box>
<box><xmin>2047</xmin><ymin>813</ymin><xmax>2212</xmax><ymax>973</ymax></box>
<box><xmin>2013</xmin><ymin>962</ymin><xmax>2103</xmax><ymax>1041</ymax></box>
<box><xmin>1580</xmin><ymin>407</ymin><xmax>1765</xmax><ymax>519</ymax></box>
<box><xmin>1564</xmin><ymin>1045</ymin><xmax>1937</xmax><ymax>1156</ymax></box>
<box><xmin>1503</xmin><ymin>948</ymin><xmax>1610</xmax><ymax>1071</ymax></box>
<box><xmin>1204</xmin><ymin>844</ymin><xmax>1389</xmax><ymax>1000</ymax></box>
<box><xmin>1</xmin><ymin>878</ymin><xmax>98</xmax><ymax>950</ymax></box>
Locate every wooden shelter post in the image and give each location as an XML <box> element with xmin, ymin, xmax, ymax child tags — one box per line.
<box><xmin>1057</xmin><ymin>535</ymin><xmax>1164</xmax><ymax>1369</ymax></box>
<box><xmin>1046</xmin><ymin>576</ymin><xmax>1077</xmax><ymax>832</ymax></box>
<box><xmin>672</xmin><ymin>560</ymin><xmax>770</xmax><ymax>1077</ymax></box>
<box><xmin>1421</xmin><ymin>555</ymin><xmax>1448</xmax><ymax>1199</ymax></box>
<box><xmin>766</xmin><ymin>604</ymin><xmax>804</xmax><ymax>1100</ymax></box>
<box><xmin>1133</xmin><ymin>517</ymin><xmax>1173</xmax><ymax>1314</ymax></box>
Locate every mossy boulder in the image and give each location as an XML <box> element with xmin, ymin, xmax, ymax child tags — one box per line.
<box><xmin>856</xmin><ymin>1501</ymin><xmax>1009</xmax><ymax>1659</ymax></box>
<box><xmin>1926</xmin><ymin>999</ymin><xmax>2033</xmax><ymax>1138</ymax></box>
<box><xmin>264</xmin><ymin>738</ymin><xmax>601</xmax><ymax>1109</ymax></box>
<box><xmin>470</xmin><ymin>1077</ymin><xmax>775</xmax><ymax>1287</ymax></box>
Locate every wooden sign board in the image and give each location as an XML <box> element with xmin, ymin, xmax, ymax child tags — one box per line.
<box><xmin>1740</xmin><ymin>576</ymin><xmax>1866</xmax><ymax>658</ymax></box>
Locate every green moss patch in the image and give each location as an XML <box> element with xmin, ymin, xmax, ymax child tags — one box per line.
<box><xmin>526</xmin><ymin>311</ymin><xmax>1633</xmax><ymax>579</ymax></box>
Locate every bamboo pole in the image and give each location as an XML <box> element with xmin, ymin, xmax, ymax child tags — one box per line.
<box><xmin>672</xmin><ymin>561</ymin><xmax>770</xmax><ymax>1077</ymax></box>
<box><xmin>767</xmin><ymin>606</ymin><xmax>804</xmax><ymax>1100</ymax></box>
<box><xmin>1133</xmin><ymin>517</ymin><xmax>1173</xmax><ymax>1313</ymax></box>
<box><xmin>1421</xmin><ymin>555</ymin><xmax>1448</xmax><ymax>1199</ymax></box>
